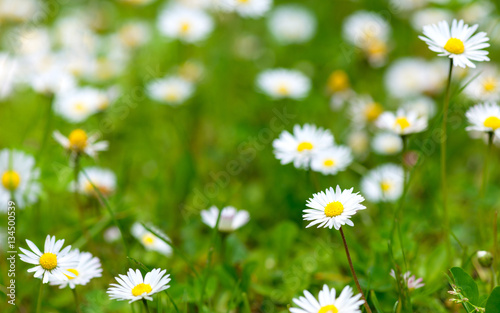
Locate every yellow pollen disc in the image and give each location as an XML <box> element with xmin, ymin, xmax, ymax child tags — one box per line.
<box><xmin>2</xmin><ymin>170</ymin><xmax>21</xmax><ymax>190</ymax></box>
<box><xmin>237</xmin><ymin>0</ymin><xmax>249</xmax><ymax>3</ymax></box>
<box><xmin>483</xmin><ymin>116</ymin><xmax>500</xmax><ymax>130</ymax></box>
<box><xmin>365</xmin><ymin>103</ymin><xmax>383</xmax><ymax>122</ymax></box>
<box><xmin>39</xmin><ymin>253</ymin><xmax>58</xmax><ymax>270</ymax></box>
<box><xmin>318</xmin><ymin>304</ymin><xmax>339</xmax><ymax>313</ymax></box>
<box><xmin>132</xmin><ymin>283</ymin><xmax>152</xmax><ymax>297</ymax></box>
<box><xmin>324</xmin><ymin>201</ymin><xmax>344</xmax><ymax>217</ymax></box>
<box><xmin>180</xmin><ymin>22</ymin><xmax>191</xmax><ymax>34</ymax></box>
<box><xmin>68</xmin><ymin>129</ymin><xmax>88</xmax><ymax>152</ymax></box>
<box><xmin>277</xmin><ymin>84</ymin><xmax>289</xmax><ymax>95</ymax></box>
<box><xmin>367</xmin><ymin>39</ymin><xmax>387</xmax><ymax>55</ymax></box>
<box><xmin>297</xmin><ymin>142</ymin><xmax>313</xmax><ymax>152</ymax></box>
<box><xmin>142</xmin><ymin>234</ymin><xmax>155</xmax><ymax>245</ymax></box>
<box><xmin>323</xmin><ymin>159</ymin><xmax>335</xmax><ymax>167</ymax></box>
<box><xmin>381</xmin><ymin>181</ymin><xmax>392</xmax><ymax>192</ymax></box>
<box><xmin>444</xmin><ymin>38</ymin><xmax>465</xmax><ymax>54</ymax></box>
<box><xmin>328</xmin><ymin>70</ymin><xmax>349</xmax><ymax>92</ymax></box>
<box><xmin>483</xmin><ymin>78</ymin><xmax>497</xmax><ymax>92</ymax></box>
<box><xmin>395</xmin><ymin>117</ymin><xmax>410</xmax><ymax>131</ymax></box>
<box><xmin>65</xmin><ymin>269</ymin><xmax>79</xmax><ymax>280</ymax></box>
<box><xmin>165</xmin><ymin>90</ymin><xmax>179</xmax><ymax>102</ymax></box>
<box><xmin>74</xmin><ymin>102</ymin><xmax>87</xmax><ymax>112</ymax></box>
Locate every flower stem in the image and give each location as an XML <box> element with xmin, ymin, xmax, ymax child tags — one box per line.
<box><xmin>36</xmin><ymin>280</ymin><xmax>44</xmax><ymax>313</ymax></box>
<box><xmin>72</xmin><ymin>288</ymin><xmax>82</xmax><ymax>313</ymax></box>
<box><xmin>142</xmin><ymin>299</ymin><xmax>151</xmax><ymax>313</ymax></box>
<box><xmin>339</xmin><ymin>227</ymin><xmax>372</xmax><ymax>313</ymax></box>
<box><xmin>480</xmin><ymin>132</ymin><xmax>494</xmax><ymax>198</ymax></box>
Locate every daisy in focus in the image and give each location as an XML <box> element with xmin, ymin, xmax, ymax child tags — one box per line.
<box><xmin>147</xmin><ymin>75</ymin><xmax>195</xmax><ymax>105</ymax></box>
<box><xmin>290</xmin><ymin>284</ymin><xmax>364</xmax><ymax>313</ymax></box>
<box><xmin>131</xmin><ymin>223</ymin><xmax>172</xmax><ymax>256</ymax></box>
<box><xmin>465</xmin><ymin>102</ymin><xmax>500</xmax><ymax>135</ymax></box>
<box><xmin>361</xmin><ymin>164</ymin><xmax>404</xmax><ymax>203</ymax></box>
<box><xmin>464</xmin><ymin>65</ymin><xmax>500</xmax><ymax>102</ymax></box>
<box><xmin>222</xmin><ymin>0</ymin><xmax>272</xmax><ymax>18</ymax></box>
<box><xmin>419</xmin><ymin>19</ymin><xmax>490</xmax><ymax>68</ymax></box>
<box><xmin>273</xmin><ymin>124</ymin><xmax>334</xmax><ymax>169</ymax></box>
<box><xmin>310</xmin><ymin>145</ymin><xmax>353</xmax><ymax>176</ymax></box>
<box><xmin>50</xmin><ymin>249</ymin><xmax>102</xmax><ymax>289</ymax></box>
<box><xmin>73</xmin><ymin>167</ymin><xmax>116</xmax><ymax>197</ymax></box>
<box><xmin>372</xmin><ymin>133</ymin><xmax>403</xmax><ymax>155</ymax></box>
<box><xmin>267</xmin><ymin>5</ymin><xmax>316</xmax><ymax>45</ymax></box>
<box><xmin>390</xmin><ymin>270</ymin><xmax>425</xmax><ymax>291</ymax></box>
<box><xmin>0</xmin><ymin>149</ymin><xmax>41</xmax><ymax>209</ymax></box>
<box><xmin>157</xmin><ymin>5</ymin><xmax>214</xmax><ymax>43</ymax></box>
<box><xmin>304</xmin><ymin>186</ymin><xmax>366</xmax><ymax>230</ymax></box>
<box><xmin>201</xmin><ymin>206</ymin><xmax>250</xmax><ymax>232</ymax></box>
<box><xmin>256</xmin><ymin>69</ymin><xmax>311</xmax><ymax>100</ymax></box>
<box><xmin>53</xmin><ymin>129</ymin><xmax>109</xmax><ymax>161</ymax></box>
<box><xmin>19</xmin><ymin>235</ymin><xmax>79</xmax><ymax>284</ymax></box>
<box><xmin>107</xmin><ymin>268</ymin><xmax>171</xmax><ymax>303</ymax></box>
<box><xmin>376</xmin><ymin>108</ymin><xmax>428</xmax><ymax>135</ymax></box>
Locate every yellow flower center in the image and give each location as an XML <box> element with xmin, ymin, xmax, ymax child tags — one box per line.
<box><xmin>324</xmin><ymin>201</ymin><xmax>344</xmax><ymax>217</ymax></box>
<box><xmin>444</xmin><ymin>38</ymin><xmax>465</xmax><ymax>54</ymax></box>
<box><xmin>297</xmin><ymin>142</ymin><xmax>313</xmax><ymax>152</ymax></box>
<box><xmin>483</xmin><ymin>116</ymin><xmax>500</xmax><ymax>130</ymax></box>
<box><xmin>328</xmin><ymin>70</ymin><xmax>349</xmax><ymax>92</ymax></box>
<box><xmin>74</xmin><ymin>102</ymin><xmax>87</xmax><ymax>112</ymax></box>
<box><xmin>323</xmin><ymin>159</ymin><xmax>335</xmax><ymax>167</ymax></box>
<box><xmin>65</xmin><ymin>269</ymin><xmax>79</xmax><ymax>280</ymax></box>
<box><xmin>483</xmin><ymin>78</ymin><xmax>497</xmax><ymax>92</ymax></box>
<box><xmin>165</xmin><ymin>90</ymin><xmax>179</xmax><ymax>102</ymax></box>
<box><xmin>237</xmin><ymin>0</ymin><xmax>249</xmax><ymax>3</ymax></box>
<box><xmin>39</xmin><ymin>253</ymin><xmax>58</xmax><ymax>270</ymax></box>
<box><xmin>142</xmin><ymin>234</ymin><xmax>155</xmax><ymax>246</ymax></box>
<box><xmin>68</xmin><ymin>129</ymin><xmax>88</xmax><ymax>152</ymax></box>
<box><xmin>132</xmin><ymin>283</ymin><xmax>152</xmax><ymax>297</ymax></box>
<box><xmin>381</xmin><ymin>181</ymin><xmax>392</xmax><ymax>192</ymax></box>
<box><xmin>277</xmin><ymin>84</ymin><xmax>289</xmax><ymax>96</ymax></box>
<box><xmin>365</xmin><ymin>103</ymin><xmax>383</xmax><ymax>122</ymax></box>
<box><xmin>2</xmin><ymin>170</ymin><xmax>21</xmax><ymax>190</ymax></box>
<box><xmin>180</xmin><ymin>22</ymin><xmax>191</xmax><ymax>34</ymax></box>
<box><xmin>318</xmin><ymin>304</ymin><xmax>339</xmax><ymax>313</ymax></box>
<box><xmin>395</xmin><ymin>117</ymin><xmax>410</xmax><ymax>131</ymax></box>
<box><xmin>366</xmin><ymin>39</ymin><xmax>387</xmax><ymax>56</ymax></box>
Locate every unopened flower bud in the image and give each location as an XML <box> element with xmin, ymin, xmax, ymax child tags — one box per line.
<box><xmin>477</xmin><ymin>250</ymin><xmax>493</xmax><ymax>267</ymax></box>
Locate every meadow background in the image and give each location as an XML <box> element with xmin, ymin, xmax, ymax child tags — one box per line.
<box><xmin>0</xmin><ymin>0</ymin><xmax>500</xmax><ymax>312</ymax></box>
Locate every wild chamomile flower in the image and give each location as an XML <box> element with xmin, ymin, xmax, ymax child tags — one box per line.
<box><xmin>311</xmin><ymin>145</ymin><xmax>353</xmax><ymax>176</ymax></box>
<box><xmin>118</xmin><ymin>21</ymin><xmax>151</xmax><ymax>49</ymax></box>
<box><xmin>304</xmin><ymin>186</ymin><xmax>366</xmax><ymax>230</ymax></box>
<box><xmin>0</xmin><ymin>149</ymin><xmax>41</xmax><ymax>209</ymax></box>
<box><xmin>384</xmin><ymin>58</ymin><xmax>432</xmax><ymax>99</ymax></box>
<box><xmin>361</xmin><ymin>164</ymin><xmax>404</xmax><ymax>203</ymax></box>
<box><xmin>465</xmin><ymin>65</ymin><xmax>500</xmax><ymax>102</ymax></box>
<box><xmin>267</xmin><ymin>5</ymin><xmax>316</xmax><ymax>45</ymax></box>
<box><xmin>410</xmin><ymin>8</ymin><xmax>452</xmax><ymax>32</ymax></box>
<box><xmin>73</xmin><ymin>167</ymin><xmax>116</xmax><ymax>197</ymax></box>
<box><xmin>222</xmin><ymin>0</ymin><xmax>272</xmax><ymax>18</ymax></box>
<box><xmin>53</xmin><ymin>129</ymin><xmax>109</xmax><ymax>161</ymax></box>
<box><xmin>419</xmin><ymin>19</ymin><xmax>490</xmax><ymax>68</ymax></box>
<box><xmin>273</xmin><ymin>124</ymin><xmax>334</xmax><ymax>169</ymax></box>
<box><xmin>53</xmin><ymin>87</ymin><xmax>102</xmax><ymax>123</ymax></box>
<box><xmin>348</xmin><ymin>95</ymin><xmax>384</xmax><ymax>128</ymax></box>
<box><xmin>402</xmin><ymin>96</ymin><xmax>437</xmax><ymax>119</ymax></box>
<box><xmin>372</xmin><ymin>133</ymin><xmax>403</xmax><ymax>155</ymax></box>
<box><xmin>50</xmin><ymin>249</ymin><xmax>102</xmax><ymax>289</ymax></box>
<box><xmin>376</xmin><ymin>108</ymin><xmax>428</xmax><ymax>135</ymax></box>
<box><xmin>107</xmin><ymin>268</ymin><xmax>171</xmax><ymax>303</ymax></box>
<box><xmin>147</xmin><ymin>76</ymin><xmax>195</xmax><ymax>105</ymax></box>
<box><xmin>201</xmin><ymin>206</ymin><xmax>250</xmax><ymax>232</ymax></box>
<box><xmin>290</xmin><ymin>284</ymin><xmax>364</xmax><ymax>313</ymax></box>
<box><xmin>0</xmin><ymin>53</ymin><xmax>19</xmax><ymax>99</ymax></box>
<box><xmin>19</xmin><ymin>235</ymin><xmax>79</xmax><ymax>284</ymax></box>
<box><xmin>390</xmin><ymin>270</ymin><xmax>425</xmax><ymax>291</ymax></box>
<box><xmin>131</xmin><ymin>223</ymin><xmax>172</xmax><ymax>256</ymax></box>
<box><xmin>157</xmin><ymin>5</ymin><xmax>214</xmax><ymax>43</ymax></box>
<box><xmin>465</xmin><ymin>102</ymin><xmax>500</xmax><ymax>135</ymax></box>
<box><xmin>256</xmin><ymin>69</ymin><xmax>311</xmax><ymax>100</ymax></box>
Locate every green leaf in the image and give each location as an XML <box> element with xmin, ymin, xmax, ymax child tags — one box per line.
<box><xmin>370</xmin><ymin>290</ymin><xmax>385</xmax><ymax>313</ymax></box>
<box><xmin>450</xmin><ymin>267</ymin><xmax>479</xmax><ymax>305</ymax></box>
<box><xmin>485</xmin><ymin>287</ymin><xmax>500</xmax><ymax>313</ymax></box>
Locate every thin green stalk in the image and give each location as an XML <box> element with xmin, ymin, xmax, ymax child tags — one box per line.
<box><xmin>72</xmin><ymin>288</ymin><xmax>82</xmax><ymax>313</ymax></box>
<box><xmin>480</xmin><ymin>132</ymin><xmax>494</xmax><ymax>198</ymax></box>
<box><xmin>441</xmin><ymin>59</ymin><xmax>453</xmax><ymax>255</ymax></box>
<box><xmin>36</xmin><ymin>281</ymin><xmax>44</xmax><ymax>313</ymax></box>
<box><xmin>142</xmin><ymin>299</ymin><xmax>151</xmax><ymax>313</ymax></box>
<box><xmin>493</xmin><ymin>211</ymin><xmax>498</xmax><ymax>288</ymax></box>
<box><xmin>74</xmin><ymin>155</ymin><xmax>88</xmax><ymax>239</ymax></box>
<box><xmin>242</xmin><ymin>292</ymin><xmax>251</xmax><ymax>313</ymax></box>
<box><xmin>339</xmin><ymin>227</ymin><xmax>372</xmax><ymax>313</ymax></box>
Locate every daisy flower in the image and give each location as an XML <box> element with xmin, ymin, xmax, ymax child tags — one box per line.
<box><xmin>348</xmin><ymin>95</ymin><xmax>384</xmax><ymax>128</ymax></box>
<box><xmin>273</xmin><ymin>124</ymin><xmax>334</xmax><ymax>169</ymax></box>
<box><xmin>361</xmin><ymin>164</ymin><xmax>404</xmax><ymax>203</ymax></box>
<box><xmin>390</xmin><ymin>270</ymin><xmax>425</xmax><ymax>291</ymax></box>
<box><xmin>410</xmin><ymin>8</ymin><xmax>452</xmax><ymax>32</ymax></box>
<box><xmin>371</xmin><ymin>133</ymin><xmax>403</xmax><ymax>155</ymax></box>
<box><xmin>347</xmin><ymin>130</ymin><xmax>369</xmax><ymax>156</ymax></box>
<box><xmin>376</xmin><ymin>108</ymin><xmax>428</xmax><ymax>135</ymax></box>
<box><xmin>53</xmin><ymin>129</ymin><xmax>109</xmax><ymax>161</ymax></box>
<box><xmin>304</xmin><ymin>186</ymin><xmax>366</xmax><ymax>230</ymax></box>
<box><xmin>0</xmin><ymin>149</ymin><xmax>41</xmax><ymax>209</ymax></box>
<box><xmin>402</xmin><ymin>96</ymin><xmax>437</xmax><ymax>119</ymax></box>
<box><xmin>157</xmin><ymin>5</ymin><xmax>214</xmax><ymax>43</ymax></box>
<box><xmin>0</xmin><ymin>53</ymin><xmax>19</xmax><ymax>99</ymax></box>
<box><xmin>131</xmin><ymin>223</ymin><xmax>172</xmax><ymax>256</ymax></box>
<box><xmin>290</xmin><ymin>284</ymin><xmax>364</xmax><ymax>313</ymax></box>
<box><xmin>464</xmin><ymin>65</ymin><xmax>500</xmax><ymax>102</ymax></box>
<box><xmin>118</xmin><ymin>21</ymin><xmax>151</xmax><ymax>49</ymax></box>
<box><xmin>53</xmin><ymin>87</ymin><xmax>102</xmax><ymax>123</ymax></box>
<box><xmin>419</xmin><ymin>19</ymin><xmax>490</xmax><ymax>68</ymax></box>
<box><xmin>73</xmin><ymin>167</ymin><xmax>116</xmax><ymax>197</ymax></box>
<box><xmin>267</xmin><ymin>5</ymin><xmax>316</xmax><ymax>44</ymax></box>
<box><xmin>256</xmin><ymin>69</ymin><xmax>311</xmax><ymax>100</ymax></box>
<box><xmin>147</xmin><ymin>75</ymin><xmax>195</xmax><ymax>105</ymax></box>
<box><xmin>107</xmin><ymin>268</ymin><xmax>171</xmax><ymax>303</ymax></box>
<box><xmin>465</xmin><ymin>102</ymin><xmax>500</xmax><ymax>134</ymax></box>
<box><xmin>384</xmin><ymin>58</ymin><xmax>431</xmax><ymax>99</ymax></box>
<box><xmin>19</xmin><ymin>235</ymin><xmax>79</xmax><ymax>284</ymax></box>
<box><xmin>310</xmin><ymin>145</ymin><xmax>353</xmax><ymax>176</ymax></box>
<box><xmin>50</xmin><ymin>249</ymin><xmax>102</xmax><ymax>289</ymax></box>
<box><xmin>201</xmin><ymin>206</ymin><xmax>250</xmax><ymax>232</ymax></box>
<box><xmin>221</xmin><ymin>0</ymin><xmax>272</xmax><ymax>18</ymax></box>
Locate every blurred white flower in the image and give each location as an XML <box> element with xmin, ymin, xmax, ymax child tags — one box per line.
<box><xmin>310</xmin><ymin>145</ymin><xmax>353</xmax><ymax>176</ymax></box>
<box><xmin>465</xmin><ymin>102</ymin><xmax>500</xmax><ymax>135</ymax></box>
<box><xmin>73</xmin><ymin>167</ymin><xmax>117</xmax><ymax>197</ymax></box>
<box><xmin>464</xmin><ymin>65</ymin><xmax>500</xmax><ymax>102</ymax></box>
<box><xmin>376</xmin><ymin>108</ymin><xmax>428</xmax><ymax>135</ymax></box>
<box><xmin>53</xmin><ymin>129</ymin><xmax>108</xmax><ymax>161</ymax></box>
<box><xmin>147</xmin><ymin>76</ymin><xmax>195</xmax><ymax>105</ymax></box>
<box><xmin>256</xmin><ymin>68</ymin><xmax>311</xmax><ymax>100</ymax></box>
<box><xmin>221</xmin><ymin>0</ymin><xmax>272</xmax><ymax>18</ymax></box>
<box><xmin>458</xmin><ymin>1</ymin><xmax>494</xmax><ymax>25</ymax></box>
<box><xmin>267</xmin><ymin>5</ymin><xmax>316</xmax><ymax>44</ymax></box>
<box><xmin>273</xmin><ymin>124</ymin><xmax>334</xmax><ymax>169</ymax></box>
<box><xmin>361</xmin><ymin>164</ymin><xmax>404</xmax><ymax>203</ymax></box>
<box><xmin>53</xmin><ymin>87</ymin><xmax>103</xmax><ymax>123</ymax></box>
<box><xmin>131</xmin><ymin>223</ymin><xmax>173</xmax><ymax>256</ymax></box>
<box><xmin>108</xmin><ymin>268</ymin><xmax>171</xmax><ymax>303</ymax></box>
<box><xmin>0</xmin><ymin>149</ymin><xmax>41</xmax><ymax>209</ymax></box>
<box><xmin>372</xmin><ymin>133</ymin><xmax>403</xmax><ymax>155</ymax></box>
<box><xmin>348</xmin><ymin>130</ymin><xmax>369</xmax><ymax>157</ymax></box>
<box><xmin>0</xmin><ymin>0</ymin><xmax>40</xmax><ymax>23</ymax></box>
<box><xmin>0</xmin><ymin>53</ymin><xmax>19</xmax><ymax>99</ymax></box>
<box><xmin>411</xmin><ymin>8</ymin><xmax>452</xmax><ymax>31</ymax></box>
<box><xmin>104</xmin><ymin>226</ymin><xmax>122</xmax><ymax>243</ymax></box>
<box><xmin>348</xmin><ymin>95</ymin><xmax>384</xmax><ymax>128</ymax></box>
<box><xmin>118</xmin><ymin>20</ymin><xmax>151</xmax><ymax>49</ymax></box>
<box><xmin>50</xmin><ymin>249</ymin><xmax>102</xmax><ymax>289</ymax></box>
<box><xmin>290</xmin><ymin>284</ymin><xmax>364</xmax><ymax>313</ymax></box>
<box><xmin>402</xmin><ymin>96</ymin><xmax>436</xmax><ymax>119</ymax></box>
<box><xmin>201</xmin><ymin>206</ymin><xmax>250</xmax><ymax>232</ymax></box>
<box><xmin>384</xmin><ymin>58</ymin><xmax>432</xmax><ymax>99</ymax></box>
<box><xmin>157</xmin><ymin>5</ymin><xmax>214</xmax><ymax>43</ymax></box>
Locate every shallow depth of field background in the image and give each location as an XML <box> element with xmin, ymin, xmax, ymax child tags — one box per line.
<box><xmin>1</xmin><ymin>0</ymin><xmax>500</xmax><ymax>312</ymax></box>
